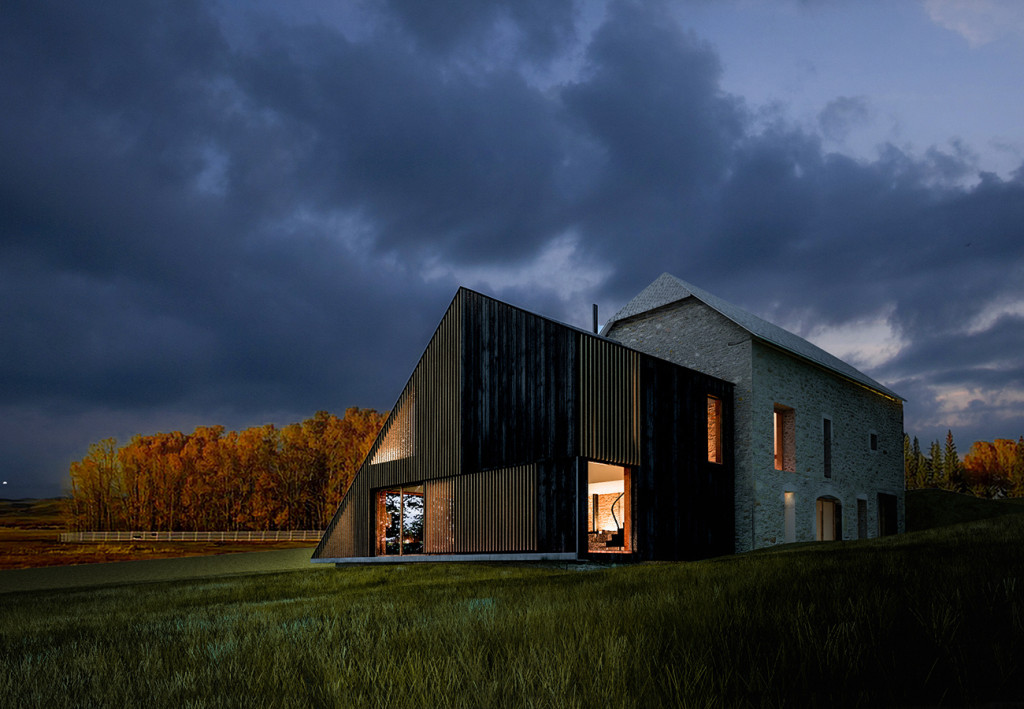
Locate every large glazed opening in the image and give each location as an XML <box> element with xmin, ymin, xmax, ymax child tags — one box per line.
<box><xmin>376</xmin><ymin>484</ymin><xmax>424</xmax><ymax>555</ymax></box>
<box><xmin>587</xmin><ymin>461</ymin><xmax>630</xmax><ymax>553</ymax></box>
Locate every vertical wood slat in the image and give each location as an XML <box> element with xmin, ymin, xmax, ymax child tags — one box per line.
<box><xmin>580</xmin><ymin>336</ymin><xmax>640</xmax><ymax>466</ymax></box>
<box><xmin>424</xmin><ymin>465</ymin><xmax>536</xmax><ymax>554</ymax></box>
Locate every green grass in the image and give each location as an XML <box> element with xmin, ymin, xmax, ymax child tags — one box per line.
<box><xmin>906</xmin><ymin>487</ymin><xmax>1024</xmax><ymax>531</ymax></box>
<box><xmin>3</xmin><ymin>513</ymin><xmax>1024</xmax><ymax>708</ymax></box>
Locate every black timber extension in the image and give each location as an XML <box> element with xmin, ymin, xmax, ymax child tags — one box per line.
<box><xmin>312</xmin><ymin>288</ymin><xmax>734</xmax><ymax>563</ymax></box>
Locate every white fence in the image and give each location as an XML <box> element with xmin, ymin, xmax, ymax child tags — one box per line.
<box><xmin>60</xmin><ymin>530</ymin><xmax>324</xmax><ymax>543</ymax></box>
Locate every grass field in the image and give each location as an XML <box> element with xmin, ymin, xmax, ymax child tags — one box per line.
<box><xmin>0</xmin><ymin>498</ymin><xmax>316</xmax><ymax>570</ymax></box>
<box><xmin>2</xmin><ymin>492</ymin><xmax>1024</xmax><ymax>707</ymax></box>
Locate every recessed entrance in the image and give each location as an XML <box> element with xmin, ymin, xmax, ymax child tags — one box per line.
<box><xmin>816</xmin><ymin>496</ymin><xmax>842</xmax><ymax>541</ymax></box>
<box><xmin>587</xmin><ymin>461</ymin><xmax>630</xmax><ymax>553</ymax></box>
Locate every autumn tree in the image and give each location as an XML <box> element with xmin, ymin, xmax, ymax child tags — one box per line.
<box><xmin>68</xmin><ymin>438</ymin><xmax>122</xmax><ymax>530</ymax></box>
<box><xmin>1011</xmin><ymin>436</ymin><xmax>1024</xmax><ymax>497</ymax></box>
<box><xmin>66</xmin><ymin>409</ymin><xmax>385</xmax><ymax>531</ymax></box>
<box><xmin>963</xmin><ymin>439</ymin><xmax>1020</xmax><ymax>497</ymax></box>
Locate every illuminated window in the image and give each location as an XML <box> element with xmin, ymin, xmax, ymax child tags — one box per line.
<box><xmin>784</xmin><ymin>492</ymin><xmax>796</xmax><ymax>543</ymax></box>
<box><xmin>773</xmin><ymin>405</ymin><xmax>795</xmax><ymax>472</ymax></box>
<box><xmin>707</xmin><ymin>396</ymin><xmax>723</xmax><ymax>463</ymax></box>
<box><xmin>371</xmin><ymin>388</ymin><xmax>415</xmax><ymax>464</ymax></box>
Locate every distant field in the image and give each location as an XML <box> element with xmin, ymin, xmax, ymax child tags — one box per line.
<box><xmin>0</xmin><ymin>498</ymin><xmax>315</xmax><ymax>570</ymax></box>
<box><xmin>0</xmin><ymin>497</ymin><xmax>65</xmax><ymax>527</ymax></box>
<box><xmin>2</xmin><ymin>514</ymin><xmax>1024</xmax><ymax>707</ymax></box>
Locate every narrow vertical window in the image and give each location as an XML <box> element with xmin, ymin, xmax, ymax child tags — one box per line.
<box><xmin>823</xmin><ymin>418</ymin><xmax>832</xmax><ymax>478</ymax></box>
<box><xmin>707</xmin><ymin>395</ymin><xmax>723</xmax><ymax>463</ymax></box>
<box><xmin>869</xmin><ymin>433</ymin><xmax>878</xmax><ymax>451</ymax></box>
<box><xmin>784</xmin><ymin>492</ymin><xmax>796</xmax><ymax>543</ymax></box>
<box><xmin>878</xmin><ymin>493</ymin><xmax>898</xmax><ymax>536</ymax></box>
<box><xmin>773</xmin><ymin>405</ymin><xmax>795</xmax><ymax>472</ymax></box>
<box><xmin>774</xmin><ymin>410</ymin><xmax>782</xmax><ymax>469</ymax></box>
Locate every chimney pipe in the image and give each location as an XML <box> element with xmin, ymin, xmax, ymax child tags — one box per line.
<box><xmin>592</xmin><ymin>304</ymin><xmax>599</xmax><ymax>334</ymax></box>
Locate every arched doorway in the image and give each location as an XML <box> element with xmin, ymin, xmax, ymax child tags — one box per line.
<box><xmin>816</xmin><ymin>496</ymin><xmax>842</xmax><ymax>541</ymax></box>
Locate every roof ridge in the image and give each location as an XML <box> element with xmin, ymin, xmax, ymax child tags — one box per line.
<box><xmin>605</xmin><ymin>274</ymin><xmax>903</xmax><ymax>400</ymax></box>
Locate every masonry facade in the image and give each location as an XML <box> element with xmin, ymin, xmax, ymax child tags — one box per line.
<box><xmin>603</xmin><ymin>274</ymin><xmax>905</xmax><ymax>552</ymax></box>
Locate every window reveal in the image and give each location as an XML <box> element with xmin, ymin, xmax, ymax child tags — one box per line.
<box><xmin>823</xmin><ymin>418</ymin><xmax>832</xmax><ymax>478</ymax></box>
<box><xmin>707</xmin><ymin>395</ymin><xmax>723</xmax><ymax>463</ymax></box>
<box><xmin>773</xmin><ymin>405</ymin><xmax>795</xmax><ymax>472</ymax></box>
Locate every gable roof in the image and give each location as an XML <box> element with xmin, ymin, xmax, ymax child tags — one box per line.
<box><xmin>604</xmin><ymin>273</ymin><xmax>903</xmax><ymax>400</ymax></box>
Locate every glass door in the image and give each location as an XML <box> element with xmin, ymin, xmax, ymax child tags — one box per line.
<box><xmin>376</xmin><ymin>484</ymin><xmax>425</xmax><ymax>555</ymax></box>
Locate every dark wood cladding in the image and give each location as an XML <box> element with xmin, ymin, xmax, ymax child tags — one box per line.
<box><xmin>460</xmin><ymin>291</ymin><xmax>576</xmax><ymax>472</ymax></box>
<box><xmin>536</xmin><ymin>458</ymin><xmax>579</xmax><ymax>554</ymax></box>
<box><xmin>315</xmin><ymin>286</ymin><xmax>737</xmax><ymax>562</ymax></box>
<box><xmin>631</xmin><ymin>356</ymin><xmax>735</xmax><ymax>561</ymax></box>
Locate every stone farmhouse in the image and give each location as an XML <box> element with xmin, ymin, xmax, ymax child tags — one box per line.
<box><xmin>603</xmin><ymin>274</ymin><xmax>904</xmax><ymax>551</ymax></box>
<box><xmin>312</xmin><ymin>275</ymin><xmax>903</xmax><ymax>564</ymax></box>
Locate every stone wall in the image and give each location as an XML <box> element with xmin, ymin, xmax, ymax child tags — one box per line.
<box><xmin>587</xmin><ymin>492</ymin><xmax>626</xmax><ymax>533</ymax></box>
<box><xmin>605</xmin><ymin>297</ymin><xmax>904</xmax><ymax>553</ymax></box>
<box><xmin>749</xmin><ymin>342</ymin><xmax>904</xmax><ymax>547</ymax></box>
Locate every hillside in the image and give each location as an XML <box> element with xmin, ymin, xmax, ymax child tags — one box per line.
<box><xmin>905</xmin><ymin>488</ymin><xmax>1024</xmax><ymax>532</ymax></box>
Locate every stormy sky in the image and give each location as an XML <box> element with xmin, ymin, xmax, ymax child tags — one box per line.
<box><xmin>3</xmin><ymin>0</ymin><xmax>1023</xmax><ymax>497</ymax></box>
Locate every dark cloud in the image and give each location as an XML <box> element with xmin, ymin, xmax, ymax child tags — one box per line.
<box><xmin>560</xmin><ymin>1</ymin><xmax>746</xmax><ymax>291</ymax></box>
<box><xmin>382</xmin><ymin>0</ymin><xmax>577</xmax><ymax>62</ymax></box>
<box><xmin>818</xmin><ymin>96</ymin><xmax>870</xmax><ymax>142</ymax></box>
<box><xmin>2</xmin><ymin>0</ymin><xmax>1023</xmax><ymax>496</ymax></box>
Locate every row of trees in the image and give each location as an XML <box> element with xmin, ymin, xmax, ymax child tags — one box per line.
<box><xmin>67</xmin><ymin>409</ymin><xmax>385</xmax><ymax>532</ymax></box>
<box><xmin>905</xmin><ymin>431</ymin><xmax>1024</xmax><ymax>498</ymax></box>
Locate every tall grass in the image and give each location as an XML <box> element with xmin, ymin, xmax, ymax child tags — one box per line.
<box><xmin>3</xmin><ymin>517</ymin><xmax>1024</xmax><ymax>708</ymax></box>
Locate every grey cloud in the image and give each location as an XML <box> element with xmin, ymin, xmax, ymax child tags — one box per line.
<box><xmin>382</xmin><ymin>0</ymin><xmax>578</xmax><ymax>62</ymax></box>
<box><xmin>818</xmin><ymin>96</ymin><xmax>870</xmax><ymax>142</ymax></box>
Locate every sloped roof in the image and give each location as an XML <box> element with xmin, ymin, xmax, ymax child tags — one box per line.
<box><xmin>604</xmin><ymin>273</ymin><xmax>903</xmax><ymax>400</ymax></box>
